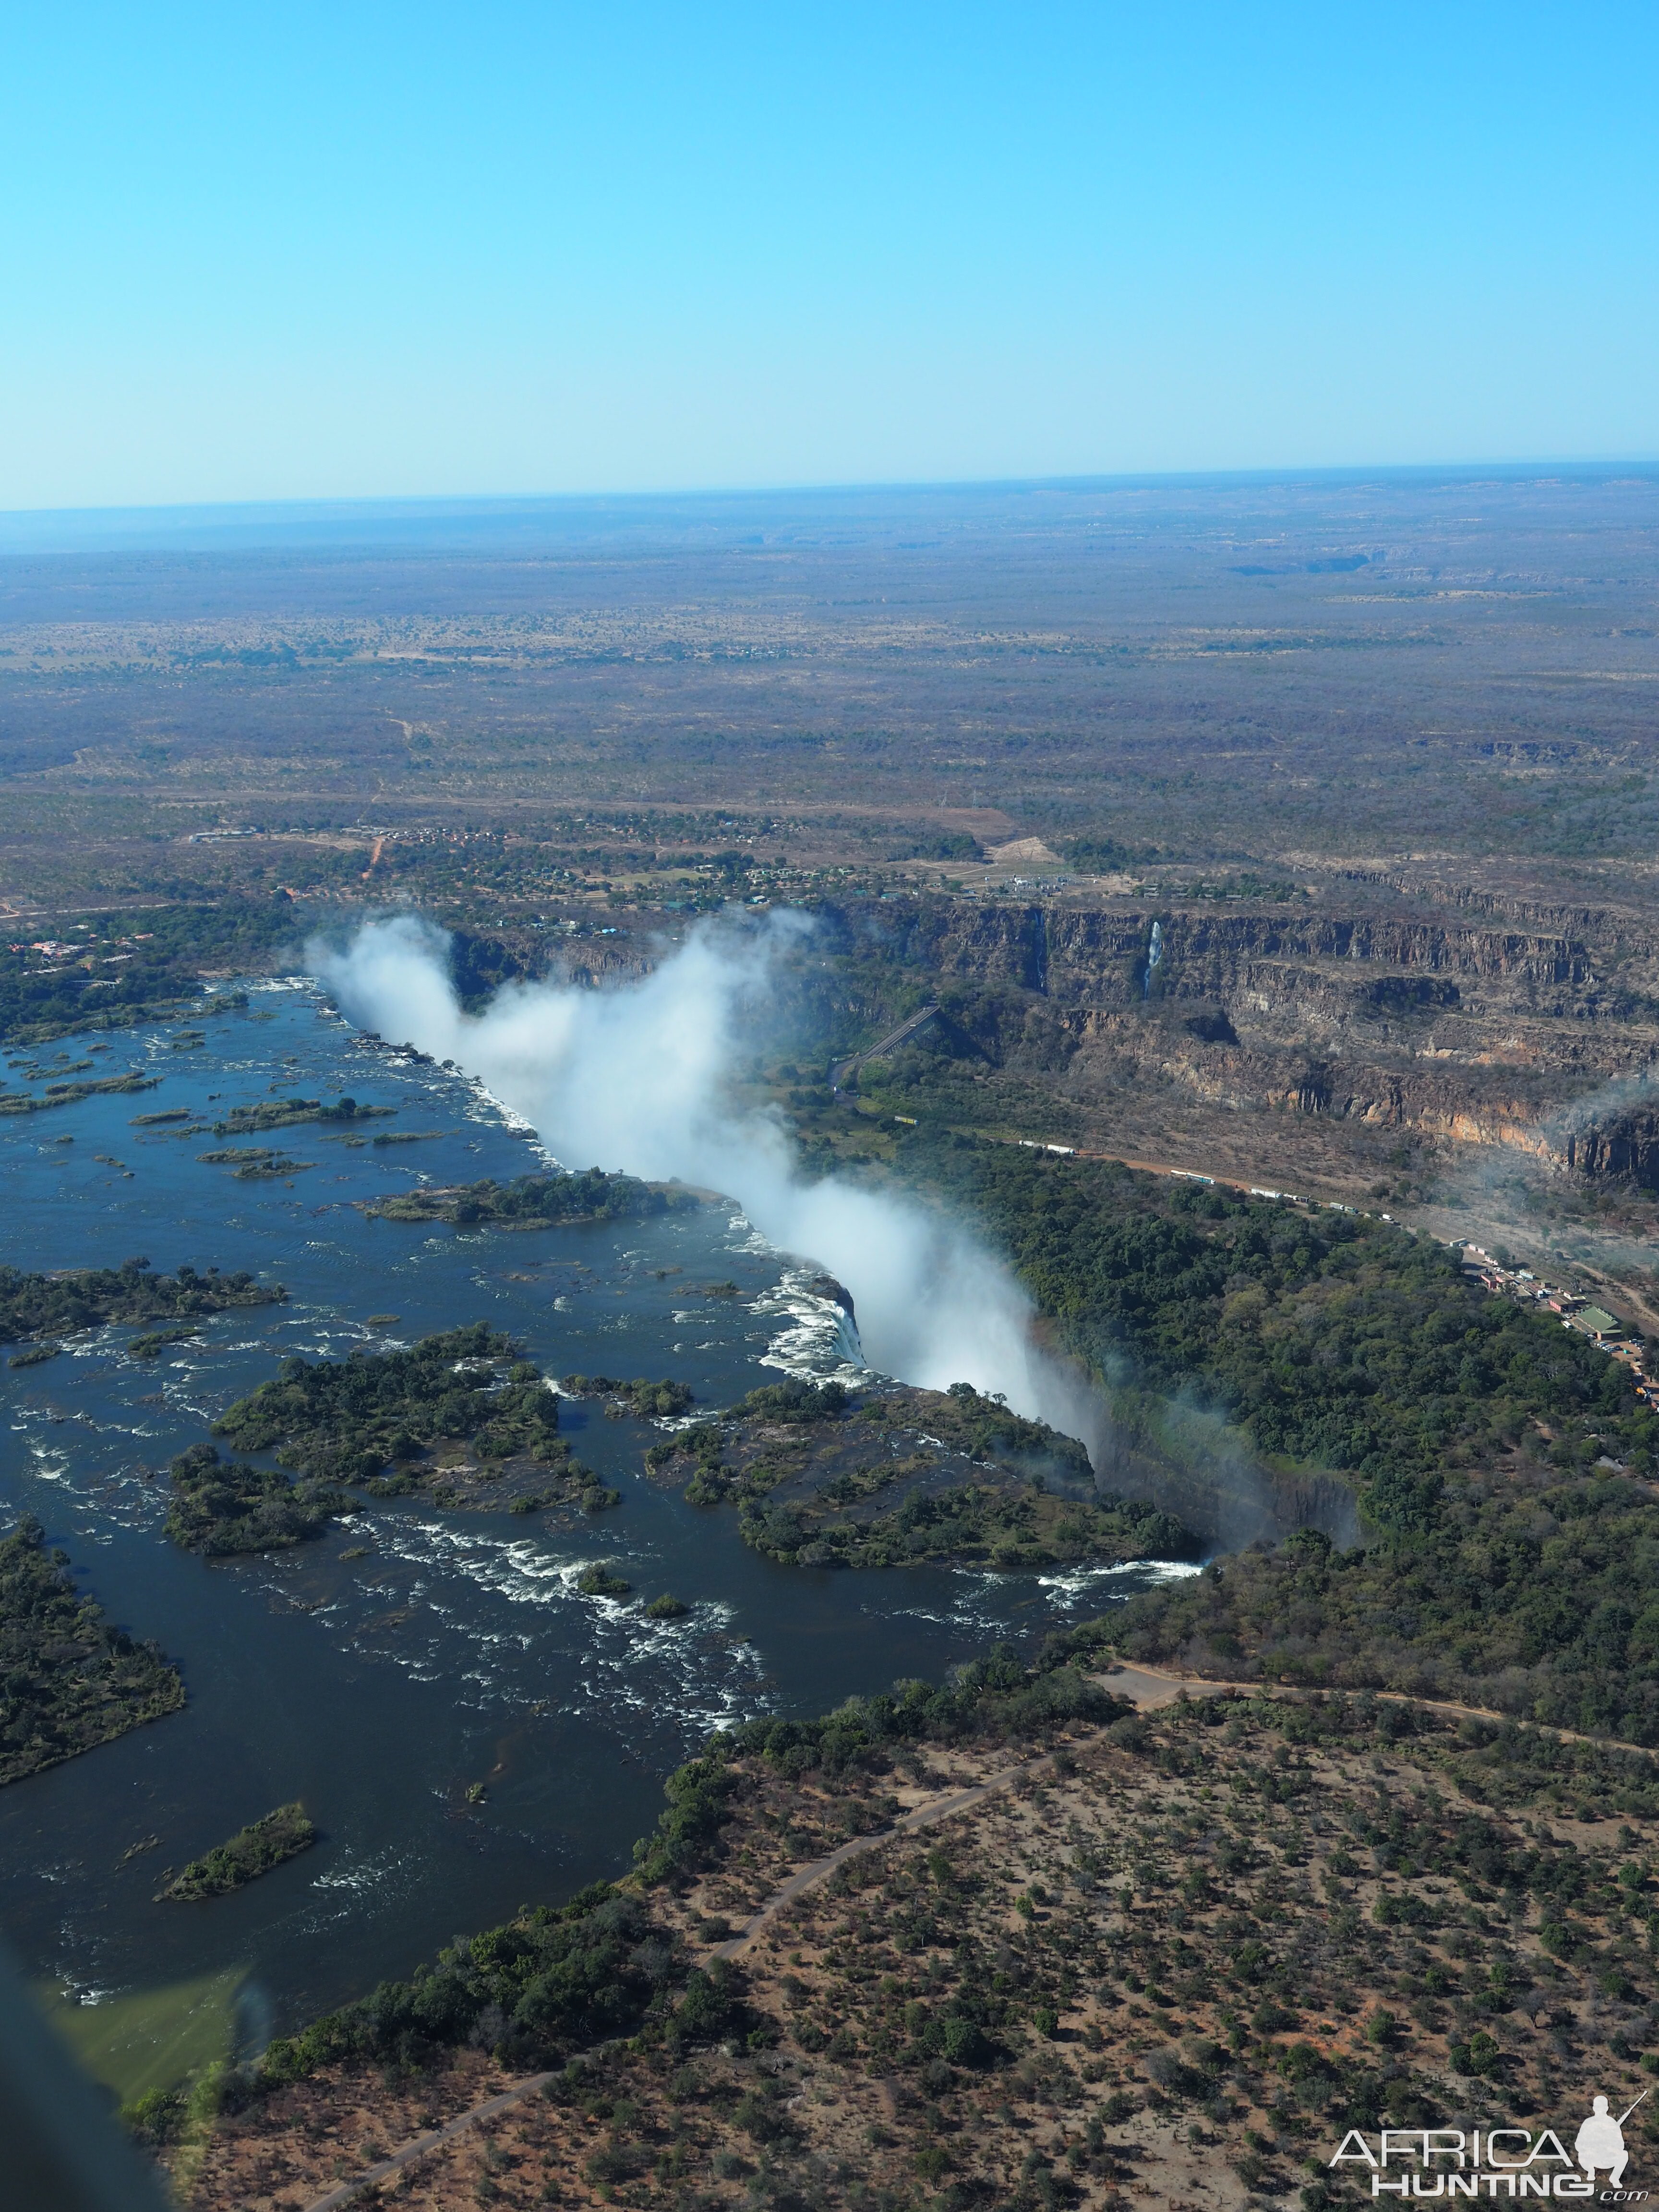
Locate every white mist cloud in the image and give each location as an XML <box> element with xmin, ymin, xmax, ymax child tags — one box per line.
<box><xmin>308</xmin><ymin>912</ymin><xmax>1106</xmax><ymax>1458</ymax></box>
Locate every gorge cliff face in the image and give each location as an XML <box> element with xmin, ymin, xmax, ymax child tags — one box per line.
<box><xmin>834</xmin><ymin>894</ymin><xmax>1659</xmax><ymax>1181</ymax></box>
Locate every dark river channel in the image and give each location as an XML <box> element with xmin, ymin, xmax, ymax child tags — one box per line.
<box><xmin>0</xmin><ymin>985</ymin><xmax>1194</xmax><ymax>2091</ymax></box>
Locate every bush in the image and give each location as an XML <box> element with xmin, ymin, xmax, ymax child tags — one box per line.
<box><xmin>941</xmin><ymin>2014</ymin><xmax>993</xmax><ymax>2067</ymax></box>
<box><xmin>584</xmin><ymin>2144</ymin><xmax>647</xmax><ymax>2183</ymax></box>
<box><xmin>1449</xmin><ymin>2030</ymin><xmax>1503</xmax><ymax>2077</ymax></box>
<box><xmin>1279</xmin><ymin>2042</ymin><xmax>1334</xmax><ymax>2084</ymax></box>
<box><xmin>735</xmin><ymin>2086</ymin><xmax>788</xmax><ymax>2143</ymax></box>
<box><xmin>666</xmin><ymin>1961</ymin><xmax>744</xmax><ymax>2048</ymax></box>
<box><xmin>121</xmin><ymin>2087</ymin><xmax>187</xmax><ymax>2145</ymax></box>
<box><xmin>164</xmin><ymin>1443</ymin><xmax>346</xmax><ymax>1555</ymax></box>
<box><xmin>260</xmin><ymin>1883</ymin><xmax>663</xmax><ymax>2081</ymax></box>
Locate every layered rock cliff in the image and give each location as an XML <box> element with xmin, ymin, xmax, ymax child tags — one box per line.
<box><xmin>831</xmin><ymin>893</ymin><xmax>1659</xmax><ymax>1182</ymax></box>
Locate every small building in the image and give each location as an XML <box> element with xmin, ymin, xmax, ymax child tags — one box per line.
<box><xmin>1574</xmin><ymin>1305</ymin><xmax>1622</xmax><ymax>1339</ymax></box>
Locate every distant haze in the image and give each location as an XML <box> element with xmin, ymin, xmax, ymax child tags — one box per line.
<box><xmin>3</xmin><ymin>464</ymin><xmax>1655</xmax><ymax>558</ymax></box>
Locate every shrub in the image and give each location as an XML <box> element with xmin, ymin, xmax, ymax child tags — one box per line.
<box><xmin>259</xmin><ymin>1883</ymin><xmax>661</xmax><ymax>2081</ymax></box>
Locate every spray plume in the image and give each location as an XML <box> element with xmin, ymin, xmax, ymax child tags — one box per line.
<box><xmin>309</xmin><ymin>913</ymin><xmax>1105</xmax><ymax>1457</ymax></box>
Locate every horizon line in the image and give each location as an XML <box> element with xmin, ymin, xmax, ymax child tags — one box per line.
<box><xmin>6</xmin><ymin>452</ymin><xmax>1659</xmax><ymax>534</ymax></box>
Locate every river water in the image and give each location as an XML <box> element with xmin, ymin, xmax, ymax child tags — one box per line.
<box><xmin>0</xmin><ymin>984</ymin><xmax>1192</xmax><ymax>2070</ymax></box>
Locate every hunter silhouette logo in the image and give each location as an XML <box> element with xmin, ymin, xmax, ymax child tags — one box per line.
<box><xmin>1576</xmin><ymin>2094</ymin><xmax>1646</xmax><ymax>2191</ymax></box>
<box><xmin>1331</xmin><ymin>2092</ymin><xmax>1650</xmax><ymax>2199</ymax></box>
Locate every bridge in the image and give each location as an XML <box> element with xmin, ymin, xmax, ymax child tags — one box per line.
<box><xmin>830</xmin><ymin>1002</ymin><xmax>940</xmax><ymax>1093</ymax></box>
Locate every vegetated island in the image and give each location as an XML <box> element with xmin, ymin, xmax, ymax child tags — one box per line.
<box><xmin>129</xmin><ymin>1324</ymin><xmax>203</xmax><ymax>1359</ymax></box>
<box><xmin>157</xmin><ymin>1802</ymin><xmax>316</xmax><ymax>1901</ymax></box>
<box><xmin>165</xmin><ymin>1444</ymin><xmax>350</xmax><ymax>1555</ymax></box>
<box><xmin>0</xmin><ymin>1071</ymin><xmax>160</xmax><ymax>1116</ymax></box>
<box><xmin>359</xmin><ymin>1166</ymin><xmax>701</xmax><ymax>1227</ymax></box>
<box><xmin>647</xmin><ymin>1375</ymin><xmax>1199</xmax><ymax>1570</ymax></box>
<box><xmin>158</xmin><ymin>1648</ymin><xmax>1659</xmax><ymax>2210</ymax></box>
<box><xmin>209</xmin><ymin>1094</ymin><xmax>394</xmax><ymax>1137</ymax></box>
<box><xmin>210</xmin><ymin>1322</ymin><xmax>616</xmax><ymax>1515</ymax></box>
<box><xmin>0</xmin><ymin>1516</ymin><xmax>184</xmax><ymax>1785</ymax></box>
<box><xmin>196</xmin><ymin>1146</ymin><xmax>313</xmax><ymax>1179</ymax></box>
<box><xmin>561</xmin><ymin>1372</ymin><xmax>697</xmax><ymax>1418</ymax></box>
<box><xmin>0</xmin><ymin>1256</ymin><xmax>286</xmax><ymax>1346</ymax></box>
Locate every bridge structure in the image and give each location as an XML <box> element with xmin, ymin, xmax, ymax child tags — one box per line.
<box><xmin>829</xmin><ymin>1002</ymin><xmax>940</xmax><ymax>1094</ymax></box>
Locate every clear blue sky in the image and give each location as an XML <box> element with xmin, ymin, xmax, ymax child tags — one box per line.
<box><xmin>2</xmin><ymin>3</ymin><xmax>1654</xmax><ymax>509</ymax></box>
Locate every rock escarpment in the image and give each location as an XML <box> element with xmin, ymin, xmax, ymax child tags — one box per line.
<box><xmin>833</xmin><ymin>891</ymin><xmax>1659</xmax><ymax>1181</ymax></box>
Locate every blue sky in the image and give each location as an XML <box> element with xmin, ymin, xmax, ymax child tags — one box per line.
<box><xmin>2</xmin><ymin>3</ymin><xmax>1655</xmax><ymax>508</ymax></box>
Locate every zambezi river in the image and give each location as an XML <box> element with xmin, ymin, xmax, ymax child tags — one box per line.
<box><xmin>0</xmin><ymin>983</ymin><xmax>1193</xmax><ymax>2085</ymax></box>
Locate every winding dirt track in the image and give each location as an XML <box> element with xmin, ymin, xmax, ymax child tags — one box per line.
<box><xmin>296</xmin><ymin>1753</ymin><xmax>1053</xmax><ymax>2212</ymax></box>
<box><xmin>1105</xmin><ymin>1659</ymin><xmax>1659</xmax><ymax>1755</ymax></box>
<box><xmin>300</xmin><ymin>2073</ymin><xmax>564</xmax><ymax>2212</ymax></box>
<box><xmin>708</xmin><ymin>1768</ymin><xmax>1041</xmax><ymax>1963</ymax></box>
<box><xmin>297</xmin><ymin>1667</ymin><xmax>1659</xmax><ymax>2211</ymax></box>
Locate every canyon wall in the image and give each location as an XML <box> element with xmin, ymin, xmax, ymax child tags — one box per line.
<box><xmin>834</xmin><ymin>894</ymin><xmax>1659</xmax><ymax>1180</ymax></box>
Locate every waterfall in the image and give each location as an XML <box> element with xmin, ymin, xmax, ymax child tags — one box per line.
<box><xmin>1144</xmin><ymin>919</ymin><xmax>1165</xmax><ymax>998</ymax></box>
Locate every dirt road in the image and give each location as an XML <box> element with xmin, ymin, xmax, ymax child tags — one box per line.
<box><xmin>298</xmin><ymin>1665</ymin><xmax>1659</xmax><ymax>2211</ymax></box>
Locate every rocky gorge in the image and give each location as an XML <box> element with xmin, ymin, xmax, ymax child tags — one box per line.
<box><xmin>820</xmin><ymin>881</ymin><xmax>1659</xmax><ymax>1192</ymax></box>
